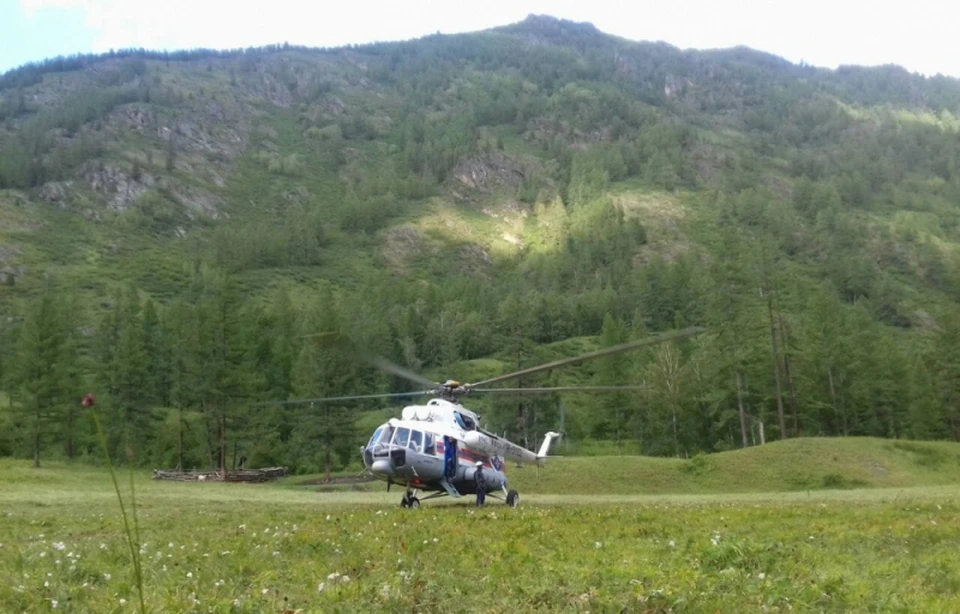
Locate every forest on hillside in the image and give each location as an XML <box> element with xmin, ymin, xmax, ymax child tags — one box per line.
<box><xmin>2</xmin><ymin>16</ymin><xmax>960</xmax><ymax>474</ymax></box>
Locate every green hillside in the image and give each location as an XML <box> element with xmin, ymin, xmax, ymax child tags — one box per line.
<box><xmin>2</xmin><ymin>16</ymin><xmax>960</xmax><ymax>472</ymax></box>
<box><xmin>509</xmin><ymin>437</ymin><xmax>960</xmax><ymax>494</ymax></box>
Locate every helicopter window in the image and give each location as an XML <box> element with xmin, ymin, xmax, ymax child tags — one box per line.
<box><xmin>409</xmin><ymin>430</ymin><xmax>423</xmax><ymax>452</ymax></box>
<box><xmin>453</xmin><ymin>411</ymin><xmax>467</xmax><ymax>430</ymax></box>
<box><xmin>393</xmin><ymin>427</ymin><xmax>410</xmax><ymax>448</ymax></box>
<box><xmin>424</xmin><ymin>433</ymin><xmax>436</xmax><ymax>455</ymax></box>
<box><xmin>367</xmin><ymin>427</ymin><xmax>383</xmax><ymax>448</ymax></box>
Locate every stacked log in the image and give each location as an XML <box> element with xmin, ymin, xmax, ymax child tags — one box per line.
<box><xmin>152</xmin><ymin>467</ymin><xmax>289</xmax><ymax>482</ymax></box>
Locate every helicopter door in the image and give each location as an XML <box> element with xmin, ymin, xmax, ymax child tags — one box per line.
<box><xmin>443</xmin><ymin>436</ymin><xmax>457</xmax><ymax>479</ymax></box>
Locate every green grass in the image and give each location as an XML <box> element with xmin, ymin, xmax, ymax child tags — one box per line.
<box><xmin>507</xmin><ymin>437</ymin><xmax>960</xmax><ymax>495</ymax></box>
<box><xmin>2</xmin><ymin>457</ymin><xmax>960</xmax><ymax>613</ymax></box>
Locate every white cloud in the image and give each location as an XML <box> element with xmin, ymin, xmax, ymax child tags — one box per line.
<box><xmin>17</xmin><ymin>0</ymin><xmax>960</xmax><ymax>76</ymax></box>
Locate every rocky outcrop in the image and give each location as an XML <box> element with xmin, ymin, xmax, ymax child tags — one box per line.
<box><xmin>453</xmin><ymin>153</ymin><xmax>526</xmax><ymax>192</ymax></box>
<box><xmin>85</xmin><ymin>164</ymin><xmax>152</xmax><ymax>211</ymax></box>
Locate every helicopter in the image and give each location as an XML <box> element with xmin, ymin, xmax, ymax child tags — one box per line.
<box><xmin>278</xmin><ymin>326</ymin><xmax>704</xmax><ymax>508</ymax></box>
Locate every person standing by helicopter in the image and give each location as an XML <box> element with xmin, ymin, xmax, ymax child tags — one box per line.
<box><xmin>474</xmin><ymin>461</ymin><xmax>486</xmax><ymax>507</ymax></box>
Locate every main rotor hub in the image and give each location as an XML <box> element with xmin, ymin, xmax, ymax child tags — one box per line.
<box><xmin>437</xmin><ymin>380</ymin><xmax>470</xmax><ymax>402</ymax></box>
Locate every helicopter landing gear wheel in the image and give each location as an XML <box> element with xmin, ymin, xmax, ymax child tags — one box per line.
<box><xmin>401</xmin><ymin>491</ymin><xmax>420</xmax><ymax>509</ymax></box>
<box><xmin>506</xmin><ymin>490</ymin><xmax>519</xmax><ymax>508</ymax></box>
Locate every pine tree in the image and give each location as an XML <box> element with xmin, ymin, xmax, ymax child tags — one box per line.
<box><xmin>13</xmin><ymin>282</ymin><xmax>74</xmax><ymax>467</ymax></box>
<box><xmin>291</xmin><ymin>293</ymin><xmax>355</xmax><ymax>480</ymax></box>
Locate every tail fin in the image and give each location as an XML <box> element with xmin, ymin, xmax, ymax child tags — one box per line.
<box><xmin>536</xmin><ymin>432</ymin><xmax>562</xmax><ymax>466</ymax></box>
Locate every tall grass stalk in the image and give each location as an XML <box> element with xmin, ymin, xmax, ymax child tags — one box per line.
<box><xmin>92</xmin><ymin>410</ymin><xmax>146</xmax><ymax>613</ymax></box>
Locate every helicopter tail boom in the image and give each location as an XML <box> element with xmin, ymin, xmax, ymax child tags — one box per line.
<box><xmin>536</xmin><ymin>431</ymin><xmax>562</xmax><ymax>466</ymax></box>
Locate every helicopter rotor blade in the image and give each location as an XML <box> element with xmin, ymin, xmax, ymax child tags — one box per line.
<box><xmin>254</xmin><ymin>390</ymin><xmax>434</xmax><ymax>407</ymax></box>
<box><xmin>364</xmin><ymin>354</ymin><xmax>438</xmax><ymax>389</ymax></box>
<box><xmin>304</xmin><ymin>331</ymin><xmax>438</xmax><ymax>389</ymax></box>
<box><xmin>470</xmin><ymin>385</ymin><xmax>650</xmax><ymax>395</ymax></box>
<box><xmin>468</xmin><ymin>327</ymin><xmax>706</xmax><ymax>388</ymax></box>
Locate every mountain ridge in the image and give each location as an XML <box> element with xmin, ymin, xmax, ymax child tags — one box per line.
<box><xmin>2</xmin><ymin>15</ymin><xmax>960</xmax><ymax>472</ymax></box>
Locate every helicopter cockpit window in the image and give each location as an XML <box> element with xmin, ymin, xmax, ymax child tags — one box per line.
<box><xmin>393</xmin><ymin>427</ymin><xmax>410</xmax><ymax>448</ymax></box>
<box><xmin>453</xmin><ymin>411</ymin><xmax>477</xmax><ymax>431</ymax></box>
<box><xmin>409</xmin><ymin>430</ymin><xmax>423</xmax><ymax>452</ymax></box>
<box><xmin>424</xmin><ymin>433</ymin><xmax>436</xmax><ymax>455</ymax></box>
<box><xmin>370</xmin><ymin>425</ymin><xmax>392</xmax><ymax>448</ymax></box>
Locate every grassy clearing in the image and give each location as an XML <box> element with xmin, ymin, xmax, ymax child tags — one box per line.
<box><xmin>2</xmin><ymin>450</ymin><xmax>960</xmax><ymax>613</ymax></box>
<box><xmin>2</xmin><ymin>464</ymin><xmax>960</xmax><ymax>613</ymax></box>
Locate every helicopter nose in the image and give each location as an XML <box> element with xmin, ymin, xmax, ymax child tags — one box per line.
<box><xmin>370</xmin><ymin>459</ymin><xmax>392</xmax><ymax>475</ymax></box>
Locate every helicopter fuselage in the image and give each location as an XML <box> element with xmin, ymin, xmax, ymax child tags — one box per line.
<box><xmin>361</xmin><ymin>398</ymin><xmax>562</xmax><ymax>501</ymax></box>
<box><xmin>362</xmin><ymin>415</ymin><xmax>507</xmax><ymax>496</ymax></box>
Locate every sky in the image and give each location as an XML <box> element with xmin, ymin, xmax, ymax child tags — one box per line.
<box><xmin>2</xmin><ymin>0</ymin><xmax>959</xmax><ymax>77</ymax></box>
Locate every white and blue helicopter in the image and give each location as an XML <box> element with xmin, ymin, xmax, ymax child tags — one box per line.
<box><xmin>293</xmin><ymin>327</ymin><xmax>704</xmax><ymax>508</ymax></box>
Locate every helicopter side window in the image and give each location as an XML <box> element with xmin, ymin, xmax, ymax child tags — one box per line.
<box><xmin>424</xmin><ymin>433</ymin><xmax>436</xmax><ymax>455</ymax></box>
<box><xmin>453</xmin><ymin>411</ymin><xmax>467</xmax><ymax>430</ymax></box>
<box><xmin>409</xmin><ymin>430</ymin><xmax>423</xmax><ymax>452</ymax></box>
<box><xmin>393</xmin><ymin>427</ymin><xmax>410</xmax><ymax>448</ymax></box>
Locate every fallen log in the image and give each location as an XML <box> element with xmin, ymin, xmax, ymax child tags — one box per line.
<box><xmin>152</xmin><ymin>467</ymin><xmax>289</xmax><ymax>482</ymax></box>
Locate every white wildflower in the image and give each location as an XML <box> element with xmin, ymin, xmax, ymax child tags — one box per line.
<box><xmin>51</xmin><ymin>600</ymin><xmax>58</xmax><ymax>609</ymax></box>
<box><xmin>595</xmin><ymin>541</ymin><xmax>603</xmax><ymax>548</ymax></box>
<box><xmin>40</xmin><ymin>552</ymin><xmax>47</xmax><ymax>558</ymax></box>
<box><xmin>317</xmin><ymin>582</ymin><xmax>325</xmax><ymax>593</ymax></box>
<box><xmin>238</xmin><ymin>524</ymin><xmax>246</xmax><ymax>530</ymax></box>
<box><xmin>758</xmin><ymin>573</ymin><xmax>766</xmax><ymax>580</ymax></box>
<box><xmin>263</xmin><ymin>528</ymin><xmax>270</xmax><ymax>534</ymax></box>
<box><xmin>326</xmin><ymin>515</ymin><xmax>331</xmax><ymax>521</ymax></box>
<box><xmin>119</xmin><ymin>598</ymin><xmax>127</xmax><ymax>605</ymax></box>
<box><xmin>261</xmin><ymin>588</ymin><xmax>269</xmax><ymax>595</ymax></box>
<box><xmin>162</xmin><ymin>565</ymin><xmax>167</xmax><ymax>572</ymax></box>
<box><xmin>215</xmin><ymin>579</ymin><xmax>225</xmax><ymax>587</ymax></box>
<box><xmin>272</xmin><ymin>551</ymin><xmax>279</xmax><ymax>556</ymax></box>
<box><xmin>53</xmin><ymin>542</ymin><xmax>65</xmax><ymax>551</ymax></box>
<box><xmin>100</xmin><ymin>543</ymin><xmax>107</xmax><ymax>550</ymax></box>
<box><xmin>55</xmin><ymin>560</ymin><xmax>61</xmax><ymax>565</ymax></box>
<box><xmin>327</xmin><ymin>572</ymin><xmax>341</xmax><ymax>581</ymax></box>
<box><xmin>187</xmin><ymin>572</ymin><xmax>193</xmax><ymax>578</ymax></box>
<box><xmin>220</xmin><ymin>551</ymin><xmax>231</xmax><ymax>556</ymax></box>
<box><xmin>433</xmin><ymin>537</ymin><xmax>438</xmax><ymax>543</ymax></box>
<box><xmin>341</xmin><ymin>575</ymin><xmax>351</xmax><ymax>583</ymax></box>
<box><xmin>668</xmin><ymin>540</ymin><xmax>676</xmax><ymax>548</ymax></box>
<box><xmin>168</xmin><ymin>542</ymin><xmax>174</xmax><ymax>548</ymax></box>
<box><xmin>104</xmin><ymin>573</ymin><xmax>111</xmax><ymax>581</ymax></box>
<box><xmin>44</xmin><ymin>581</ymin><xmax>49</xmax><ymax>588</ymax></box>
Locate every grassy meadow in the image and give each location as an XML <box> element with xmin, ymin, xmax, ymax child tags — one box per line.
<box><xmin>2</xmin><ymin>439</ymin><xmax>960</xmax><ymax>612</ymax></box>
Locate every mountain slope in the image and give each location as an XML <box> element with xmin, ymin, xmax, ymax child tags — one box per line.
<box><xmin>2</xmin><ymin>16</ymin><xmax>960</xmax><ymax>471</ymax></box>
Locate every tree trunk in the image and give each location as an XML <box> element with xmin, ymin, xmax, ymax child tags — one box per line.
<box><xmin>33</xmin><ymin>408</ymin><xmax>41</xmax><ymax>468</ymax></box>
<box><xmin>777</xmin><ymin>314</ymin><xmax>801</xmax><ymax>435</ymax></box>
<box><xmin>672</xmin><ymin>405</ymin><xmax>679</xmax><ymax>457</ymax></box>
<box><xmin>736</xmin><ymin>370</ymin><xmax>748</xmax><ymax>448</ymax></box>
<box><xmin>766</xmin><ymin>290</ymin><xmax>787</xmax><ymax>438</ymax></box>
<box><xmin>218</xmin><ymin>412</ymin><xmax>227</xmax><ymax>475</ymax></box>
<box><xmin>177</xmin><ymin>405</ymin><xmax>184</xmax><ymax>472</ymax></box>
<box><xmin>323</xmin><ymin>404</ymin><xmax>332</xmax><ymax>483</ymax></box>
<box><xmin>65</xmin><ymin>405</ymin><xmax>74</xmax><ymax>461</ymax></box>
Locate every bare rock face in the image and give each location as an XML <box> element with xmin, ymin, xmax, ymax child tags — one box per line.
<box><xmin>121</xmin><ymin>105</ymin><xmax>155</xmax><ymax>133</ymax></box>
<box><xmin>38</xmin><ymin>181</ymin><xmax>73</xmax><ymax>206</ymax></box>
<box><xmin>0</xmin><ymin>245</ymin><xmax>25</xmax><ymax>285</ymax></box>
<box><xmin>453</xmin><ymin>153</ymin><xmax>526</xmax><ymax>192</ymax></box>
<box><xmin>85</xmin><ymin>164</ymin><xmax>152</xmax><ymax>211</ymax></box>
<box><xmin>456</xmin><ymin>244</ymin><xmax>493</xmax><ymax>279</ymax></box>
